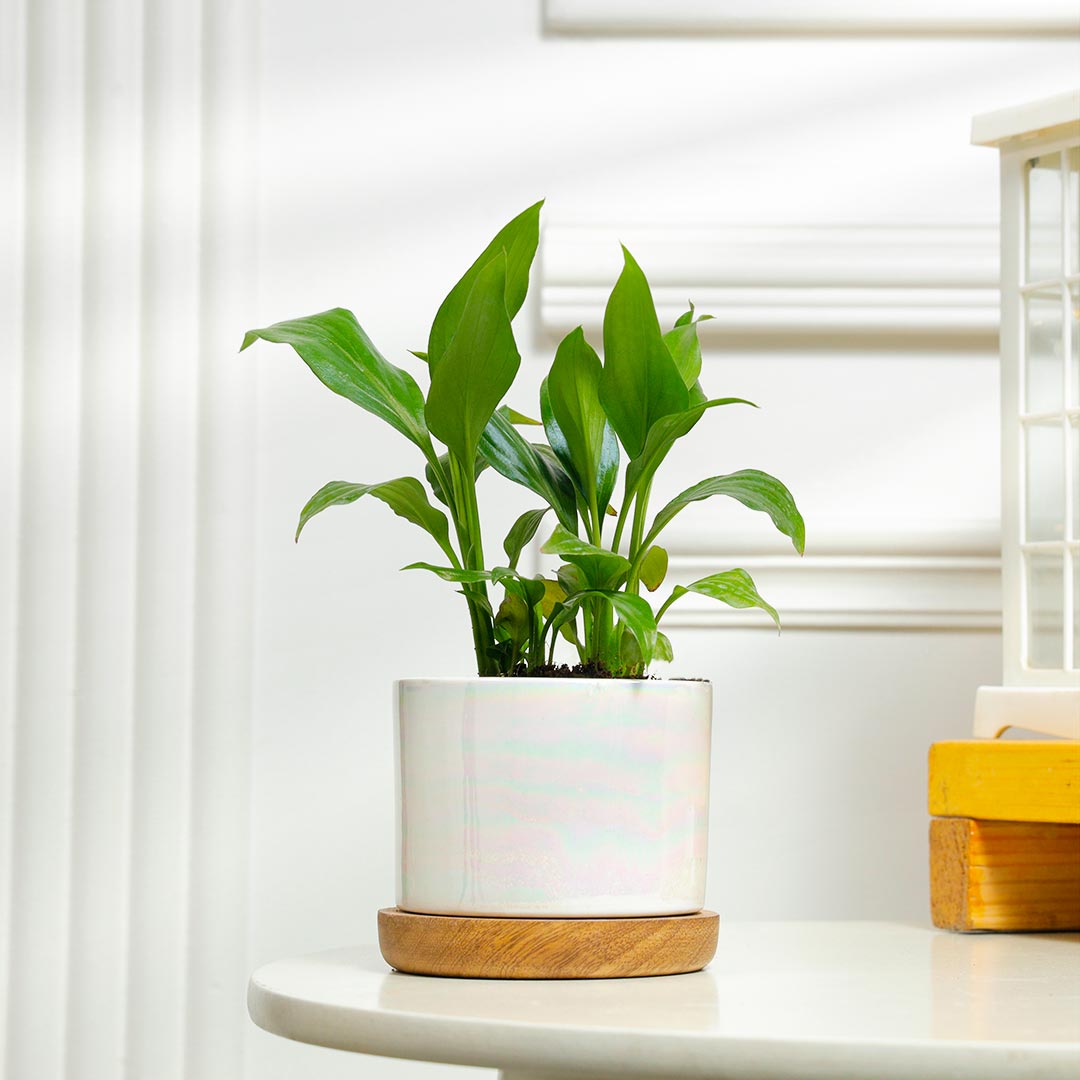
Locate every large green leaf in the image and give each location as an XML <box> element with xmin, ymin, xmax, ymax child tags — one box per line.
<box><xmin>644</xmin><ymin>470</ymin><xmax>805</xmax><ymax>554</ymax></box>
<box><xmin>599</xmin><ymin>247</ymin><xmax>688</xmax><ymax>459</ymax></box>
<box><xmin>542</xmin><ymin>327</ymin><xmax>619</xmax><ymax>518</ymax></box>
<box><xmin>540</xmin><ymin>523</ymin><xmax>630</xmax><ymax>591</ymax></box>
<box><xmin>241</xmin><ymin>308</ymin><xmax>432</xmax><ymax>454</ymax></box>
<box><xmin>657</xmin><ymin>569</ymin><xmax>779</xmax><ymax>630</ymax></box>
<box><xmin>624</xmin><ymin>397</ymin><xmax>757</xmax><ymax>496</ymax></box>
<box><xmin>503</xmin><ymin>508</ymin><xmax>549</xmax><ymax>570</ymax></box>
<box><xmin>296</xmin><ymin>478</ymin><xmax>456</xmax><ymax>563</ymax></box>
<box><xmin>425</xmin><ymin>253</ymin><xmax>520</xmax><ymax>466</ymax></box>
<box><xmin>478</xmin><ymin>409</ymin><xmax>578</xmax><ymax>532</ymax></box>
<box><xmin>427</xmin><ymin>201</ymin><xmax>543</xmax><ymax>367</ymax></box>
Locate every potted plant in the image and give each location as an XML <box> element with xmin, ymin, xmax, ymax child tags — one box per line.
<box><xmin>241</xmin><ymin>202</ymin><xmax>804</xmax><ymax>951</ymax></box>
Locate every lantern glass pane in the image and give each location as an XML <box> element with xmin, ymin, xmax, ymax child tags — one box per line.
<box><xmin>1026</xmin><ymin>422</ymin><xmax>1065</xmax><ymax>541</ymax></box>
<box><xmin>1073</xmin><ymin>415</ymin><xmax>1080</xmax><ymax>541</ymax></box>
<box><xmin>1027</xmin><ymin>152</ymin><xmax>1062</xmax><ymax>284</ymax></box>
<box><xmin>1068</xmin><ymin>148</ymin><xmax>1080</xmax><ymax>275</ymax></box>
<box><xmin>1071</xmin><ymin>283</ymin><xmax>1079</xmax><ymax>409</ymax></box>
<box><xmin>1073</xmin><ymin>550</ymin><xmax>1079</xmax><ymax>670</ymax></box>
<box><xmin>1027</xmin><ymin>552</ymin><xmax>1064</xmax><ymax>669</ymax></box>
<box><xmin>1025</xmin><ymin>289</ymin><xmax>1064</xmax><ymax>414</ymax></box>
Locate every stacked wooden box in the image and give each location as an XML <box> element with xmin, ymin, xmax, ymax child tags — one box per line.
<box><xmin>928</xmin><ymin>740</ymin><xmax>1080</xmax><ymax>931</ymax></box>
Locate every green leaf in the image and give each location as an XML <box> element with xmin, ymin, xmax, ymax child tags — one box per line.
<box><xmin>427</xmin><ymin>201</ymin><xmax>543</xmax><ymax>367</ymax></box>
<box><xmin>497</xmin><ymin>571</ymin><xmax>547</xmax><ymax>611</ymax></box>
<box><xmin>404</xmin><ymin>562</ymin><xmax>545</xmax><ymax>612</ymax></box>
<box><xmin>569</xmin><ymin>590</ymin><xmax>657</xmax><ymax>668</ymax></box>
<box><xmin>542</xmin><ymin>327</ymin><xmax>619</xmax><ymax>519</ymax></box>
<box><xmin>503</xmin><ymin>508</ymin><xmax>549</xmax><ymax>570</ymax></box>
<box><xmin>639</xmin><ymin>545</ymin><xmax>668</xmax><ymax>592</ymax></box>
<box><xmin>658</xmin><ymin>569</ymin><xmax>780</xmax><ymax>630</ymax></box>
<box><xmin>644</xmin><ymin>469</ymin><xmax>805</xmax><ymax>555</ymax></box>
<box><xmin>297</xmin><ymin>478</ymin><xmax>455</xmax><ymax>562</ymax></box>
<box><xmin>425</xmin><ymin>252</ymin><xmax>521</xmax><ymax>466</ymax></box>
<box><xmin>654</xmin><ymin>630</ymin><xmax>674</xmax><ymax>663</ymax></box>
<box><xmin>540</xmin><ymin>523</ymin><xmax>630</xmax><ymax>591</ymax></box>
<box><xmin>663</xmin><ymin>307</ymin><xmax>713</xmax><ymax>391</ymax></box>
<box><xmin>599</xmin><ymin>247</ymin><xmax>688</xmax><ymax>460</ymax></box>
<box><xmin>425</xmin><ymin>452</ymin><xmax>487</xmax><ymax>506</ymax></box>
<box><xmin>478</xmin><ymin>409</ymin><xmax>578</xmax><ymax>532</ymax></box>
<box><xmin>403</xmin><ymin>562</ymin><xmax>492</xmax><ymax>583</ymax></box>
<box><xmin>625</xmin><ymin>397</ymin><xmax>757</xmax><ymax>497</ymax></box>
<box><xmin>242</xmin><ymin>309</ymin><xmax>433</xmax><ymax>455</ymax></box>
<box><xmin>494</xmin><ymin>593</ymin><xmax>530</xmax><ymax>651</ymax></box>
<box><xmin>500</xmin><ymin>405</ymin><xmax>542</xmax><ymax>426</ymax></box>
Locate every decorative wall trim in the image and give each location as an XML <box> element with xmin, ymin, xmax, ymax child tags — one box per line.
<box><xmin>540</xmin><ymin>223</ymin><xmax>999</xmax><ymax>345</ymax></box>
<box><xmin>527</xmin><ymin>522</ymin><xmax>1000</xmax><ymax>632</ymax></box>
<box><xmin>656</xmin><ymin>522</ymin><xmax>999</xmax><ymax>632</ymax></box>
<box><xmin>544</xmin><ymin>0</ymin><xmax>1080</xmax><ymax>35</ymax></box>
<box><xmin>0</xmin><ymin>2</ymin><xmax>256</xmax><ymax>1077</ymax></box>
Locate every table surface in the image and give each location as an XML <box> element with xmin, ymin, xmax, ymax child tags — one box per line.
<box><xmin>248</xmin><ymin>921</ymin><xmax>1080</xmax><ymax>1080</ymax></box>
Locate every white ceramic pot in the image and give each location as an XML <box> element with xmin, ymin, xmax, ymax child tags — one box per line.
<box><xmin>395</xmin><ymin>677</ymin><xmax>712</xmax><ymax>917</ymax></box>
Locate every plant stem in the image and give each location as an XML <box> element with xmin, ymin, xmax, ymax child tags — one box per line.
<box><xmin>448</xmin><ymin>452</ymin><xmax>496</xmax><ymax>675</ymax></box>
<box><xmin>625</xmin><ymin>478</ymin><xmax>653</xmax><ymax>596</ymax></box>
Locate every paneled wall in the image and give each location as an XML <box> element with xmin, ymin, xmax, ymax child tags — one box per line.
<box><xmin>2</xmin><ymin>2</ymin><xmax>1078</xmax><ymax>1080</ymax></box>
<box><xmin>0</xmin><ymin>2</ymin><xmax>255</xmax><ymax>1077</ymax></box>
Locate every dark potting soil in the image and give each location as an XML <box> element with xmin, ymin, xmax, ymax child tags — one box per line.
<box><xmin>504</xmin><ymin>661</ymin><xmax>652</xmax><ymax>680</ymax></box>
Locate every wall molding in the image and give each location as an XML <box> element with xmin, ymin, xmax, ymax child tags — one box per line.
<box><xmin>650</xmin><ymin>522</ymin><xmax>999</xmax><ymax>632</ymax></box>
<box><xmin>544</xmin><ymin>0</ymin><xmax>1080</xmax><ymax>35</ymax></box>
<box><xmin>539</xmin><ymin>223</ymin><xmax>999</xmax><ymax>345</ymax></box>
<box><xmin>0</xmin><ymin>2</ymin><xmax>256</xmax><ymax>1077</ymax></box>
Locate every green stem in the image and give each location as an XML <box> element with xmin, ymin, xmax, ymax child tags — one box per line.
<box><xmin>625</xmin><ymin>478</ymin><xmax>653</xmax><ymax>596</ymax></box>
<box><xmin>447</xmin><ymin>452</ymin><xmax>496</xmax><ymax>675</ymax></box>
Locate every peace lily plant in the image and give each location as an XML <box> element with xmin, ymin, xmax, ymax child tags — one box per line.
<box><xmin>242</xmin><ymin>202</ymin><xmax>804</xmax><ymax>678</ymax></box>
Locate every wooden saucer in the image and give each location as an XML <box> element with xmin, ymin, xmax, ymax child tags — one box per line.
<box><xmin>377</xmin><ymin>907</ymin><xmax>719</xmax><ymax>980</ymax></box>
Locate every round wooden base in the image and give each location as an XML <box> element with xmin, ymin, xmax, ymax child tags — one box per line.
<box><xmin>377</xmin><ymin>907</ymin><xmax>719</xmax><ymax>980</ymax></box>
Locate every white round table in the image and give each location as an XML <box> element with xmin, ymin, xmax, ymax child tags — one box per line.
<box><xmin>248</xmin><ymin>921</ymin><xmax>1080</xmax><ymax>1080</ymax></box>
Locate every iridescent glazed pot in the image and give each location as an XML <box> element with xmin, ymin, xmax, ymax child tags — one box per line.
<box><xmin>395</xmin><ymin>678</ymin><xmax>712</xmax><ymax>917</ymax></box>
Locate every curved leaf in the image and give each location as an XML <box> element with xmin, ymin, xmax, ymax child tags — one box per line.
<box><xmin>403</xmin><ymin>562</ymin><xmax>492</xmax><ymax>583</ymax></box>
<box><xmin>425</xmin><ymin>452</ymin><xmax>487</xmax><ymax>506</ymax></box>
<box><xmin>624</xmin><ymin>397</ymin><xmax>757</xmax><ymax>496</ymax></box>
<box><xmin>242</xmin><ymin>309</ymin><xmax>432</xmax><ymax>454</ymax></box>
<box><xmin>599</xmin><ymin>247</ymin><xmax>688</xmax><ymax>459</ymax></box>
<box><xmin>426</xmin><ymin>252</ymin><xmax>520</xmax><ymax>466</ymax></box>
<box><xmin>540</xmin><ymin>523</ymin><xmax>630</xmax><ymax>591</ymax></box>
<box><xmin>644</xmin><ymin>469</ymin><xmax>805</xmax><ymax>555</ymax></box>
<box><xmin>503</xmin><ymin>508</ymin><xmax>549</xmax><ymax>570</ymax></box>
<box><xmin>427</xmin><ymin>201</ymin><xmax>543</xmax><ymax>367</ymax></box>
<box><xmin>565</xmin><ymin>590</ymin><xmax>657</xmax><ymax>668</ymax></box>
<box><xmin>639</xmin><ymin>545</ymin><xmax>668</xmax><ymax>592</ymax></box>
<box><xmin>500</xmin><ymin>405</ymin><xmax>542</xmax><ymax>426</ymax></box>
<box><xmin>542</xmin><ymin>327</ymin><xmax>620</xmax><ymax>520</ymax></box>
<box><xmin>657</xmin><ymin>569</ymin><xmax>779</xmax><ymax>630</ymax></box>
<box><xmin>296</xmin><ymin>478</ymin><xmax>455</xmax><ymax>563</ymax></box>
<box><xmin>478</xmin><ymin>410</ymin><xmax>578</xmax><ymax>532</ymax></box>
<box><xmin>663</xmin><ymin>306</ymin><xmax>713</xmax><ymax>391</ymax></box>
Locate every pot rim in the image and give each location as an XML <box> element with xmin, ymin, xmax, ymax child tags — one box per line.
<box><xmin>396</xmin><ymin>675</ymin><xmax>711</xmax><ymax>688</ymax></box>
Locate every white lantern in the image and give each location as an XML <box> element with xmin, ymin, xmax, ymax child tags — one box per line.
<box><xmin>973</xmin><ymin>91</ymin><xmax>1080</xmax><ymax>738</ymax></box>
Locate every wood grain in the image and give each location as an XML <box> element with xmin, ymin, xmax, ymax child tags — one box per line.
<box><xmin>928</xmin><ymin>740</ymin><xmax>1080</xmax><ymax>824</ymax></box>
<box><xmin>930</xmin><ymin>818</ymin><xmax>1080</xmax><ymax>931</ymax></box>
<box><xmin>377</xmin><ymin>908</ymin><xmax>719</xmax><ymax>979</ymax></box>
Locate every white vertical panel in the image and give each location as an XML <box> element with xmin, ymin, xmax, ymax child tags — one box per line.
<box><xmin>4</xmin><ymin>0</ymin><xmax>84</xmax><ymax>1076</ymax></box>
<box><xmin>64</xmin><ymin>1</ymin><xmax>143</xmax><ymax>1077</ymax></box>
<box><xmin>0</xmin><ymin>0</ymin><xmax>26</xmax><ymax>1069</ymax></box>
<box><xmin>186</xmin><ymin>0</ymin><xmax>257</xmax><ymax>1073</ymax></box>
<box><xmin>126</xmin><ymin>1</ymin><xmax>202</xmax><ymax>1076</ymax></box>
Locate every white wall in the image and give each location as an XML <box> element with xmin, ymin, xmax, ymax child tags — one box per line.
<box><xmin>2</xmin><ymin>2</ymin><xmax>1077</xmax><ymax>1079</ymax></box>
